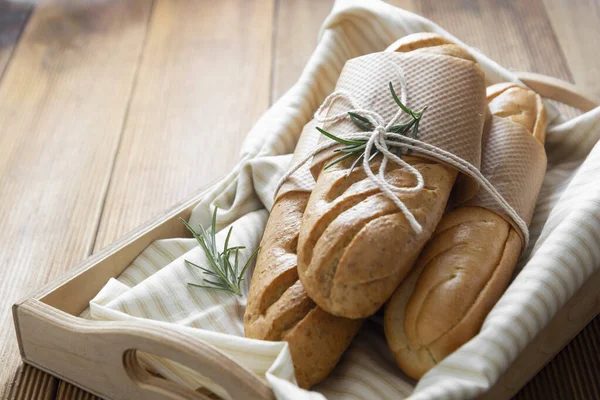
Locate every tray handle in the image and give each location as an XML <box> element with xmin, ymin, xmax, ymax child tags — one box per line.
<box><xmin>106</xmin><ymin>322</ymin><xmax>275</xmax><ymax>400</ymax></box>
<box><xmin>514</xmin><ymin>71</ymin><xmax>599</xmax><ymax>112</ymax></box>
<box><xmin>17</xmin><ymin>299</ymin><xmax>275</xmax><ymax>400</ymax></box>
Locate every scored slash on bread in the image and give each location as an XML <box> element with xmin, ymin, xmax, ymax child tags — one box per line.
<box><xmin>244</xmin><ymin>192</ymin><xmax>363</xmax><ymax>389</ymax></box>
<box><xmin>384</xmin><ymin>83</ymin><xmax>547</xmax><ymax>380</ymax></box>
<box><xmin>295</xmin><ymin>35</ymin><xmax>483</xmax><ymax>319</ymax></box>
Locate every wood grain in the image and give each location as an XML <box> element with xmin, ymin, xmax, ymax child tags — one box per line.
<box><xmin>270</xmin><ymin>0</ymin><xmax>332</xmax><ymax>101</ymax></box>
<box><xmin>42</xmin><ymin>0</ymin><xmax>276</xmax><ymax>392</ymax></box>
<box><xmin>91</xmin><ymin>0</ymin><xmax>275</xmax><ymax>251</ymax></box>
<box><xmin>543</xmin><ymin>0</ymin><xmax>600</xmax><ymax>98</ymax></box>
<box><xmin>0</xmin><ymin>0</ymin><xmax>153</xmax><ymax>397</ymax></box>
<box><xmin>517</xmin><ymin>318</ymin><xmax>600</xmax><ymax>400</ymax></box>
<box><xmin>394</xmin><ymin>0</ymin><xmax>573</xmax><ymax>82</ymax></box>
<box><xmin>5</xmin><ymin>365</ymin><xmax>56</xmax><ymax>400</ymax></box>
<box><xmin>16</xmin><ymin>299</ymin><xmax>274</xmax><ymax>400</ymax></box>
<box><xmin>0</xmin><ymin>2</ymin><xmax>30</xmax><ymax>79</ymax></box>
<box><xmin>55</xmin><ymin>382</ymin><xmax>97</xmax><ymax>400</ymax></box>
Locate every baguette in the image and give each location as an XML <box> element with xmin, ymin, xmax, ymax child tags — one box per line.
<box><xmin>384</xmin><ymin>83</ymin><xmax>547</xmax><ymax>379</ymax></box>
<box><xmin>244</xmin><ymin>156</ymin><xmax>363</xmax><ymax>387</ymax></box>
<box><xmin>296</xmin><ymin>34</ymin><xmax>482</xmax><ymax>319</ymax></box>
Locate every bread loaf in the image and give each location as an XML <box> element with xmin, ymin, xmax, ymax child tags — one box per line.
<box><xmin>244</xmin><ymin>159</ymin><xmax>363</xmax><ymax>387</ymax></box>
<box><xmin>296</xmin><ymin>34</ymin><xmax>483</xmax><ymax>319</ymax></box>
<box><xmin>384</xmin><ymin>83</ymin><xmax>547</xmax><ymax>379</ymax></box>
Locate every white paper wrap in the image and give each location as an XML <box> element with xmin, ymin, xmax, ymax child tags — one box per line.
<box><xmin>86</xmin><ymin>1</ymin><xmax>600</xmax><ymax>399</ymax></box>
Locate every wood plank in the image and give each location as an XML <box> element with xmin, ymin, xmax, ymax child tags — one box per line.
<box><xmin>0</xmin><ymin>2</ymin><xmax>30</xmax><ymax>79</ymax></box>
<box><xmin>392</xmin><ymin>0</ymin><xmax>573</xmax><ymax>82</ymax></box>
<box><xmin>515</xmin><ymin>317</ymin><xmax>600</xmax><ymax>400</ymax></box>
<box><xmin>542</xmin><ymin>0</ymin><xmax>600</xmax><ymax>99</ymax></box>
<box><xmin>0</xmin><ymin>0</ymin><xmax>153</xmax><ymax>398</ymax></box>
<box><xmin>6</xmin><ymin>365</ymin><xmax>56</xmax><ymax>400</ymax></box>
<box><xmin>92</xmin><ymin>0</ymin><xmax>275</xmax><ymax>251</ymax></box>
<box><xmin>270</xmin><ymin>0</ymin><xmax>332</xmax><ymax>101</ymax></box>
<box><xmin>1</xmin><ymin>7</ymin><xmax>53</xmax><ymax>400</ymax></box>
<box><xmin>55</xmin><ymin>382</ymin><xmax>98</xmax><ymax>400</ymax></box>
<box><xmin>273</xmin><ymin>0</ymin><xmax>576</xmax><ymax>98</ymax></box>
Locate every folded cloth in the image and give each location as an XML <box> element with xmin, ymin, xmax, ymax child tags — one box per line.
<box><xmin>87</xmin><ymin>0</ymin><xmax>600</xmax><ymax>399</ymax></box>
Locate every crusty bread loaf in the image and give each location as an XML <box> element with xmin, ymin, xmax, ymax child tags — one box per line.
<box><xmin>296</xmin><ymin>35</ymin><xmax>482</xmax><ymax>319</ymax></box>
<box><xmin>386</xmin><ymin>32</ymin><xmax>477</xmax><ymax>63</ymax></box>
<box><xmin>244</xmin><ymin>189</ymin><xmax>363</xmax><ymax>388</ymax></box>
<box><xmin>384</xmin><ymin>83</ymin><xmax>547</xmax><ymax>379</ymax></box>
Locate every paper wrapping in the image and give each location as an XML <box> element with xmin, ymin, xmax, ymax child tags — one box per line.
<box><xmin>276</xmin><ymin>120</ymin><xmax>320</xmax><ymax>198</ymax></box>
<box><xmin>309</xmin><ymin>51</ymin><xmax>486</xmax><ymax>188</ymax></box>
<box><xmin>468</xmin><ymin>115</ymin><xmax>548</xmax><ymax>230</ymax></box>
<box><xmin>276</xmin><ymin>50</ymin><xmax>488</xmax><ymax>202</ymax></box>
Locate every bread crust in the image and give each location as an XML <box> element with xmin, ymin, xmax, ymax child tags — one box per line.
<box><xmin>244</xmin><ymin>191</ymin><xmax>363</xmax><ymax>388</ymax></box>
<box><xmin>298</xmin><ymin>156</ymin><xmax>458</xmax><ymax>318</ymax></box>
<box><xmin>384</xmin><ymin>207</ymin><xmax>520</xmax><ymax>378</ymax></box>
<box><xmin>296</xmin><ymin>38</ymin><xmax>479</xmax><ymax>319</ymax></box>
<box><xmin>384</xmin><ymin>83</ymin><xmax>546</xmax><ymax>379</ymax></box>
<box><xmin>487</xmin><ymin>83</ymin><xmax>547</xmax><ymax>142</ymax></box>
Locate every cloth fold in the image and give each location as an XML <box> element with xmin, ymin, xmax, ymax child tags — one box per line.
<box><xmin>87</xmin><ymin>1</ymin><xmax>600</xmax><ymax>399</ymax></box>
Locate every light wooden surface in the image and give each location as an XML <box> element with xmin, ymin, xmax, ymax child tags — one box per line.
<box><xmin>0</xmin><ymin>0</ymin><xmax>152</xmax><ymax>397</ymax></box>
<box><xmin>0</xmin><ymin>2</ymin><xmax>29</xmax><ymax>78</ymax></box>
<box><xmin>0</xmin><ymin>0</ymin><xmax>598</xmax><ymax>399</ymax></box>
<box><xmin>91</xmin><ymin>0</ymin><xmax>274</xmax><ymax>251</ymax></box>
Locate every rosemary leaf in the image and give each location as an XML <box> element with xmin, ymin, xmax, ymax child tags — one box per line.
<box><xmin>210</xmin><ymin>209</ymin><xmax>218</xmax><ymax>255</ymax></box>
<box><xmin>335</xmin><ymin>145</ymin><xmax>367</xmax><ymax>154</ymax></box>
<box><xmin>238</xmin><ymin>246</ymin><xmax>260</xmax><ymax>287</ymax></box>
<box><xmin>388</xmin><ymin>120</ymin><xmax>415</xmax><ymax>134</ymax></box>
<box><xmin>389</xmin><ymin>82</ymin><xmax>418</xmax><ymax>119</ymax></box>
<box><xmin>185</xmin><ymin>260</ymin><xmax>219</xmax><ymax>276</ymax></box>
<box><xmin>223</xmin><ymin>226</ymin><xmax>233</xmax><ymax>254</ymax></box>
<box><xmin>226</xmin><ymin>246</ymin><xmax>246</xmax><ymax>251</ymax></box>
<box><xmin>188</xmin><ymin>283</ymin><xmax>236</xmax><ymax>293</ymax></box>
<box><xmin>346</xmin><ymin>153</ymin><xmax>364</xmax><ymax>177</ymax></box>
<box><xmin>348</xmin><ymin>112</ymin><xmax>374</xmax><ymax>131</ymax></box>
<box><xmin>368</xmin><ymin>151</ymin><xmax>379</xmax><ymax>162</ymax></box>
<box><xmin>348</xmin><ymin>111</ymin><xmax>371</xmax><ymax>124</ymax></box>
<box><xmin>234</xmin><ymin>248</ymin><xmax>240</xmax><ymax>278</ymax></box>
<box><xmin>412</xmin><ymin>118</ymin><xmax>420</xmax><ymax>139</ymax></box>
<box><xmin>324</xmin><ymin>152</ymin><xmax>358</xmax><ymax>170</ymax></box>
<box><xmin>317</xmin><ymin>127</ymin><xmax>364</xmax><ymax>146</ymax></box>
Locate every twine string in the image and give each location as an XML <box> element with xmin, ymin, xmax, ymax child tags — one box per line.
<box><xmin>274</xmin><ymin>67</ymin><xmax>529</xmax><ymax>246</ymax></box>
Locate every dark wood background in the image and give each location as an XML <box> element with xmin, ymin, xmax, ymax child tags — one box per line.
<box><xmin>1</xmin><ymin>0</ymin><xmax>599</xmax><ymax>399</ymax></box>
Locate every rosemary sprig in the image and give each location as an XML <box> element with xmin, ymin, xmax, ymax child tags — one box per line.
<box><xmin>180</xmin><ymin>207</ymin><xmax>260</xmax><ymax>296</ymax></box>
<box><xmin>318</xmin><ymin>82</ymin><xmax>427</xmax><ymax>174</ymax></box>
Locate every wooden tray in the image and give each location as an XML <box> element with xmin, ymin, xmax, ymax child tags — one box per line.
<box><xmin>12</xmin><ymin>72</ymin><xmax>600</xmax><ymax>400</ymax></box>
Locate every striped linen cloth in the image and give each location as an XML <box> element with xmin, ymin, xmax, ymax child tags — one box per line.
<box><xmin>86</xmin><ymin>0</ymin><xmax>600</xmax><ymax>399</ymax></box>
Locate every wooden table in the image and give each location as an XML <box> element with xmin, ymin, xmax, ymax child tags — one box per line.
<box><xmin>1</xmin><ymin>0</ymin><xmax>599</xmax><ymax>399</ymax></box>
